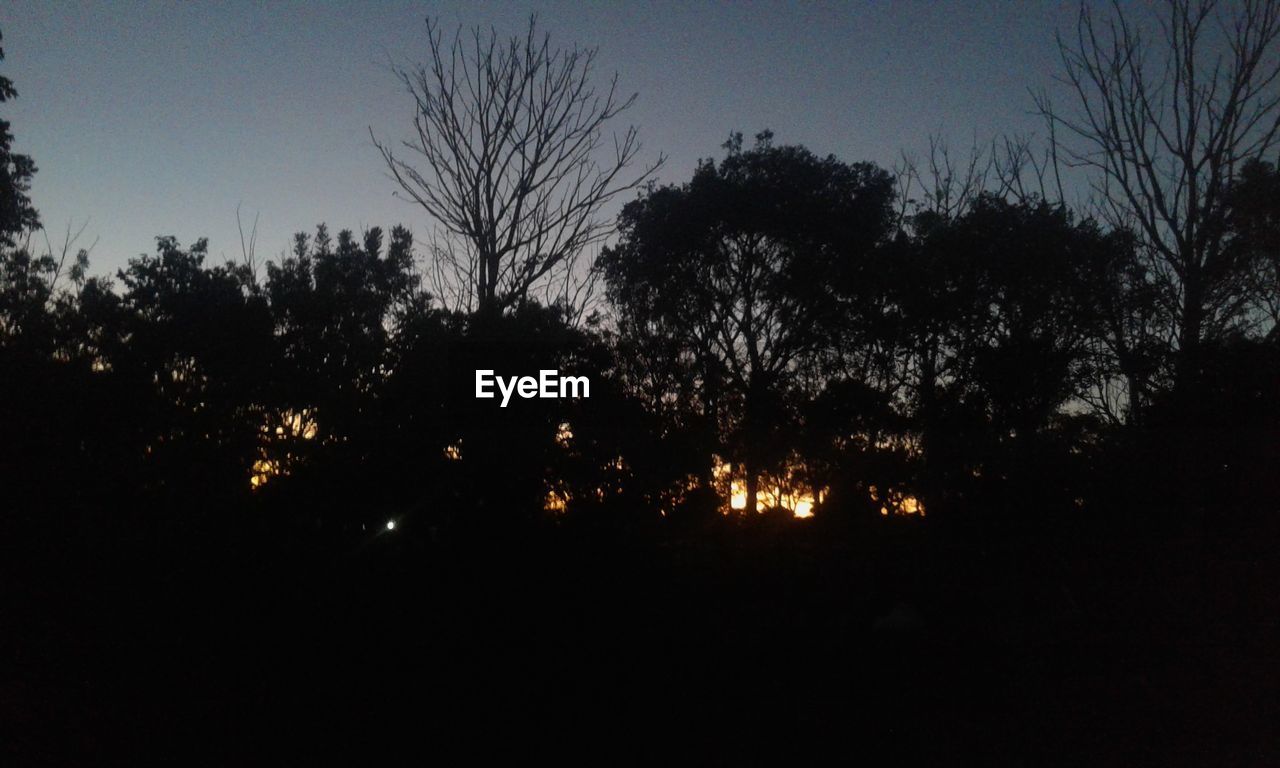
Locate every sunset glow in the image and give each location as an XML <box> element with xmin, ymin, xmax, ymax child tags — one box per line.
<box><xmin>250</xmin><ymin>408</ymin><xmax>319</xmax><ymax>489</ymax></box>
<box><xmin>544</xmin><ymin>488</ymin><xmax>569</xmax><ymax>514</ymax></box>
<box><xmin>870</xmin><ymin>484</ymin><xmax>926</xmax><ymax>517</ymax></box>
<box><xmin>717</xmin><ymin>457</ymin><xmax>820</xmax><ymax>518</ymax></box>
<box><xmin>555</xmin><ymin>422</ymin><xmax>573</xmax><ymax>448</ymax></box>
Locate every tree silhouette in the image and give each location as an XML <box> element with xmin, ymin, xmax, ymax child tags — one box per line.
<box><xmin>0</xmin><ymin>29</ymin><xmax>38</xmax><ymax>247</ymax></box>
<box><xmin>601</xmin><ymin>131</ymin><xmax>895</xmax><ymax>514</ymax></box>
<box><xmin>1038</xmin><ymin>0</ymin><xmax>1280</xmax><ymax>401</ymax></box>
<box><xmin>114</xmin><ymin>237</ymin><xmax>274</xmax><ymax>500</ymax></box>
<box><xmin>373</xmin><ymin>15</ymin><xmax>662</xmax><ymax>315</ymax></box>
<box><xmin>899</xmin><ymin>196</ymin><xmax>1127</xmax><ymax>519</ymax></box>
<box><xmin>1223</xmin><ymin>157</ymin><xmax>1280</xmax><ymax>336</ymax></box>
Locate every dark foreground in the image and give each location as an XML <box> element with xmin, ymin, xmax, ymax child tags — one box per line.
<box><xmin>7</xmin><ymin>512</ymin><xmax>1279</xmax><ymax>765</ymax></box>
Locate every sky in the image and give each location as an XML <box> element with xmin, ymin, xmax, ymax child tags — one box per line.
<box><xmin>2</xmin><ymin>0</ymin><xmax>1082</xmax><ymax>278</ymax></box>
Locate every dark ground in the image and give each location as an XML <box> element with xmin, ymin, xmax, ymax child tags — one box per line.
<box><xmin>6</xmin><ymin>511</ymin><xmax>1279</xmax><ymax>765</ymax></box>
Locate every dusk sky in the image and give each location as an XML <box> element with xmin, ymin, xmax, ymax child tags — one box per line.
<box><xmin>3</xmin><ymin>1</ymin><xmax>1080</xmax><ymax>276</ymax></box>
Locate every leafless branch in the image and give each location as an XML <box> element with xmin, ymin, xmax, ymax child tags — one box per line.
<box><xmin>1038</xmin><ymin>0</ymin><xmax>1280</xmax><ymax>392</ymax></box>
<box><xmin>372</xmin><ymin>15</ymin><xmax>664</xmax><ymax>316</ymax></box>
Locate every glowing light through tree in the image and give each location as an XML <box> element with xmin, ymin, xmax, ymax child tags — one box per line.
<box><xmin>249</xmin><ymin>408</ymin><xmax>319</xmax><ymax>489</ymax></box>
<box><xmin>715</xmin><ymin>456</ymin><xmax>820</xmax><ymax>518</ymax></box>
<box><xmin>870</xmin><ymin>485</ymin><xmax>926</xmax><ymax>517</ymax></box>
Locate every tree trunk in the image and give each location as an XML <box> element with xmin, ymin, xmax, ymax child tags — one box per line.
<box><xmin>917</xmin><ymin>337</ymin><xmax>940</xmax><ymax>504</ymax></box>
<box><xmin>741</xmin><ymin>376</ymin><xmax>762</xmax><ymax>516</ymax></box>
<box><xmin>744</xmin><ymin>458</ymin><xmax>759</xmax><ymax>516</ymax></box>
<box><xmin>1177</xmin><ymin>274</ymin><xmax>1205</xmax><ymax>402</ymax></box>
<box><xmin>1173</xmin><ymin>271</ymin><xmax>1207</xmax><ymax>523</ymax></box>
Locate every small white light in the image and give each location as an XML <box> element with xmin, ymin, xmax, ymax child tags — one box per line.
<box><xmin>385</xmin><ymin>520</ymin><xmax>396</xmax><ymax>531</ymax></box>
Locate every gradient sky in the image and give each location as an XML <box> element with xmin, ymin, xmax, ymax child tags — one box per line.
<box><xmin>3</xmin><ymin>1</ymin><xmax>1082</xmax><ymax>277</ymax></box>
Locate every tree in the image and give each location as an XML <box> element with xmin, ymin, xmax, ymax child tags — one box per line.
<box><xmin>373</xmin><ymin>16</ymin><xmax>662</xmax><ymax>315</ymax></box>
<box><xmin>0</xmin><ymin>25</ymin><xmax>50</xmax><ymax>347</ymax></box>
<box><xmin>261</xmin><ymin>224</ymin><xmax>420</xmax><ymax>514</ymax></box>
<box><xmin>114</xmin><ymin>237</ymin><xmax>274</xmax><ymax>499</ymax></box>
<box><xmin>266</xmin><ymin>224</ymin><xmax>418</xmax><ymax>415</ymax></box>
<box><xmin>1038</xmin><ymin>0</ymin><xmax>1280</xmax><ymax>400</ymax></box>
<box><xmin>1222</xmin><ymin>157</ymin><xmax>1280</xmax><ymax>336</ymax></box>
<box><xmin>601</xmin><ymin>132</ymin><xmax>895</xmax><ymax>515</ymax></box>
<box><xmin>903</xmin><ymin>196</ymin><xmax>1122</xmax><ymax>515</ymax></box>
<box><xmin>0</xmin><ymin>28</ymin><xmax>38</xmax><ymax>247</ymax></box>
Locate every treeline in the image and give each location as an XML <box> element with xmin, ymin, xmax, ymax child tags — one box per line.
<box><xmin>3</xmin><ymin>4</ymin><xmax>1280</xmax><ymax>551</ymax></box>
<box><xmin>3</xmin><ymin>135</ymin><xmax>1277</xmax><ymax>547</ymax></box>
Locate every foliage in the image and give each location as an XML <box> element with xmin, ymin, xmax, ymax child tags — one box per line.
<box><xmin>601</xmin><ymin>131</ymin><xmax>895</xmax><ymax>513</ymax></box>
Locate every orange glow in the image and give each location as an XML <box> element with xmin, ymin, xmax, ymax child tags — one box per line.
<box><xmin>714</xmin><ymin>456</ymin><xmax>821</xmax><ymax>518</ymax></box>
<box><xmin>555</xmin><ymin>421</ymin><xmax>573</xmax><ymax>448</ymax></box>
<box><xmin>249</xmin><ymin>458</ymin><xmax>280</xmax><ymax>489</ymax></box>
<box><xmin>250</xmin><ymin>408</ymin><xmax>318</xmax><ymax>489</ymax></box>
<box><xmin>544</xmin><ymin>487</ymin><xmax>569</xmax><ymax>514</ymax></box>
<box><xmin>870</xmin><ymin>484</ymin><xmax>926</xmax><ymax>517</ymax></box>
<box><xmin>274</xmin><ymin>409</ymin><xmax>317</xmax><ymax>440</ymax></box>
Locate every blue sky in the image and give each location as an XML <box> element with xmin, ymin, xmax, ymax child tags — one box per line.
<box><xmin>3</xmin><ymin>1</ymin><xmax>1079</xmax><ymax>277</ymax></box>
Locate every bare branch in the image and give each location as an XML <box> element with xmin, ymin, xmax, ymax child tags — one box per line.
<box><xmin>1040</xmin><ymin>0</ymin><xmax>1280</xmax><ymax>399</ymax></box>
<box><xmin>372</xmin><ymin>15</ymin><xmax>664</xmax><ymax>316</ymax></box>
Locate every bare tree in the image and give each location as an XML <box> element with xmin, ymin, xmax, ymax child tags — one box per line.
<box><xmin>990</xmin><ymin>131</ymin><xmax>1070</xmax><ymax>206</ymax></box>
<box><xmin>373</xmin><ymin>16</ymin><xmax>663</xmax><ymax>316</ymax></box>
<box><xmin>235</xmin><ymin>203</ymin><xmax>261</xmax><ymax>285</ymax></box>
<box><xmin>1037</xmin><ymin>0</ymin><xmax>1280</xmax><ymax>394</ymax></box>
<box><xmin>896</xmin><ymin>130</ymin><xmax>1070</xmax><ymax>233</ymax></box>
<box><xmin>895</xmin><ymin>134</ymin><xmax>992</xmax><ymax>229</ymax></box>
